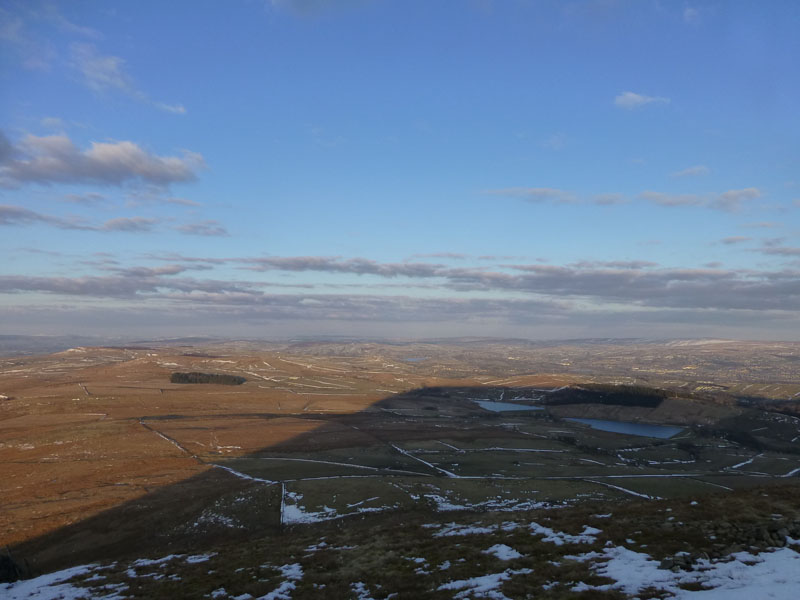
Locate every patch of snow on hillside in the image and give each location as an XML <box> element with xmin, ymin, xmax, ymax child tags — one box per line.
<box><xmin>572</xmin><ymin>545</ymin><xmax>800</xmax><ymax>599</ymax></box>
<box><xmin>351</xmin><ymin>581</ymin><xmax>375</xmax><ymax>599</ymax></box>
<box><xmin>483</xmin><ymin>544</ymin><xmax>523</xmax><ymax>560</ymax></box>
<box><xmin>432</xmin><ymin>522</ymin><xmax>497</xmax><ymax>537</ymax></box>
<box><xmin>0</xmin><ymin>563</ymin><xmax>124</xmax><ymax>600</ymax></box>
<box><xmin>438</xmin><ymin>568</ymin><xmax>532</xmax><ymax>599</ymax></box>
<box><xmin>185</xmin><ymin>553</ymin><xmax>216</xmax><ymax>564</ymax></box>
<box><xmin>530</xmin><ymin>523</ymin><xmax>601</xmax><ymax>545</ymax></box>
<box><xmin>424</xmin><ymin>493</ymin><xmax>558</xmax><ymax>513</ymax></box>
<box><xmin>131</xmin><ymin>554</ymin><xmax>181</xmax><ymax>567</ymax></box>
<box><xmin>282</xmin><ymin>502</ymin><xmax>338</xmax><ymax>524</ymax></box>
<box><xmin>259</xmin><ymin>563</ymin><xmax>303</xmax><ymax>600</ymax></box>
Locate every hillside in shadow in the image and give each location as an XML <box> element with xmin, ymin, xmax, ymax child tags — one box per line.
<box><xmin>7</xmin><ymin>386</ymin><xmax>545</xmax><ymax>577</ymax></box>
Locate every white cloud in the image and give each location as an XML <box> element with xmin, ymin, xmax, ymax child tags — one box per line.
<box><xmin>614</xmin><ymin>91</ymin><xmax>670</xmax><ymax>110</ymax></box>
<box><xmin>0</xmin><ymin>131</ymin><xmax>204</xmax><ymax>187</ymax></box>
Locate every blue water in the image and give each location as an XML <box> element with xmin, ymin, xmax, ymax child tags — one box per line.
<box><xmin>565</xmin><ymin>418</ymin><xmax>684</xmax><ymax>439</ymax></box>
<box><xmin>474</xmin><ymin>400</ymin><xmax>544</xmax><ymax>412</ymax></box>
<box><xmin>403</xmin><ymin>357</ymin><xmax>428</xmax><ymax>363</ymax></box>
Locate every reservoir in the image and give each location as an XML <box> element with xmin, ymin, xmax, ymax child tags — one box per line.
<box><xmin>565</xmin><ymin>418</ymin><xmax>684</xmax><ymax>438</ymax></box>
<box><xmin>474</xmin><ymin>400</ymin><xmax>544</xmax><ymax>412</ymax></box>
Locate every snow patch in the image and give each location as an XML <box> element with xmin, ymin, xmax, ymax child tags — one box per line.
<box><xmin>530</xmin><ymin>523</ymin><xmax>601</xmax><ymax>546</ymax></box>
<box><xmin>0</xmin><ymin>564</ymin><xmax>124</xmax><ymax>600</ymax></box>
<box><xmin>259</xmin><ymin>563</ymin><xmax>303</xmax><ymax>600</ymax></box>
<box><xmin>438</xmin><ymin>568</ymin><xmax>532</xmax><ymax>599</ymax></box>
<box><xmin>483</xmin><ymin>544</ymin><xmax>523</xmax><ymax>561</ymax></box>
<box><xmin>574</xmin><ymin>545</ymin><xmax>800</xmax><ymax>599</ymax></box>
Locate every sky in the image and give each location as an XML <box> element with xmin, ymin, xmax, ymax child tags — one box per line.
<box><xmin>1</xmin><ymin>0</ymin><xmax>799</xmax><ymax>341</ymax></box>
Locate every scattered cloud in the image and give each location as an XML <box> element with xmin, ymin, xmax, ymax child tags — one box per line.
<box><xmin>141</xmin><ymin>253</ymin><xmax>800</xmax><ymax>312</ymax></box>
<box><xmin>0</xmin><ymin>6</ymin><xmax>56</xmax><ymax>70</ymax></box>
<box><xmin>409</xmin><ymin>252</ymin><xmax>468</xmax><ymax>260</ymax></box>
<box><xmin>570</xmin><ymin>260</ymin><xmax>658</xmax><ymax>269</ymax></box>
<box><xmin>175</xmin><ymin>220</ymin><xmax>229</xmax><ymax>236</ymax></box>
<box><xmin>4</xmin><ymin>257</ymin><xmax>800</xmax><ymax>314</ymax></box>
<box><xmin>37</xmin><ymin>3</ymin><xmax>101</xmax><ymax>39</ymax></box>
<box><xmin>0</xmin><ymin>204</ymin><xmax>157</xmax><ymax>233</ymax></box>
<box><xmin>166</xmin><ymin>197</ymin><xmax>202</xmax><ymax>207</ymax></box>
<box><xmin>759</xmin><ymin>246</ymin><xmax>800</xmax><ymax>257</ymax></box>
<box><xmin>593</xmin><ymin>193</ymin><xmax>627</xmax><ymax>205</ymax></box>
<box><xmin>671</xmin><ymin>165</ymin><xmax>710</xmax><ymax>178</ymax></box>
<box><xmin>112</xmin><ymin>265</ymin><xmax>198</xmax><ymax>278</ymax></box>
<box><xmin>614</xmin><ymin>91</ymin><xmax>670</xmax><ymax>110</ymax></box>
<box><xmin>70</xmin><ymin>42</ymin><xmax>135</xmax><ymax>95</ymax></box>
<box><xmin>241</xmin><ymin>256</ymin><xmax>446</xmax><ymax>279</ymax></box>
<box><xmin>639</xmin><ymin>190</ymin><xmax>703</xmax><ymax>207</ymax></box>
<box><xmin>484</xmin><ymin>187</ymin><xmax>576</xmax><ymax>204</ymax></box>
<box><xmin>710</xmin><ymin>187</ymin><xmax>761</xmax><ymax>212</ymax></box>
<box><xmin>0</xmin><ymin>131</ymin><xmax>204</xmax><ymax>187</ymax></box>
<box><xmin>70</xmin><ymin>43</ymin><xmax>186</xmax><ymax>114</ymax></box>
<box><xmin>154</xmin><ymin>102</ymin><xmax>187</xmax><ymax>115</ymax></box>
<box><xmin>63</xmin><ymin>192</ymin><xmax>106</xmax><ymax>204</ymax></box>
<box><xmin>745</xmin><ymin>222</ymin><xmax>777</xmax><ymax>229</ymax></box>
<box><xmin>0</xmin><ymin>272</ymin><xmax>254</xmax><ymax>299</ymax></box>
<box><xmin>101</xmin><ymin>217</ymin><xmax>157</xmax><ymax>232</ymax></box>
<box><xmin>477</xmin><ymin>255</ymin><xmax>526</xmax><ymax>261</ymax></box>
<box><xmin>761</xmin><ymin>237</ymin><xmax>786</xmax><ymax>248</ymax></box>
<box><xmin>640</xmin><ymin>188</ymin><xmax>762</xmax><ymax>212</ymax></box>
<box><xmin>0</xmin><ymin>204</ymin><xmax>89</xmax><ymax>229</ymax></box>
<box><xmin>683</xmin><ymin>7</ymin><xmax>701</xmax><ymax>25</ymax></box>
<box><xmin>721</xmin><ymin>236</ymin><xmax>751</xmax><ymax>245</ymax></box>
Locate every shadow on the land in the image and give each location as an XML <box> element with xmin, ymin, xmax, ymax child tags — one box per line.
<box><xmin>7</xmin><ymin>386</ymin><xmax>549</xmax><ymax>577</ymax></box>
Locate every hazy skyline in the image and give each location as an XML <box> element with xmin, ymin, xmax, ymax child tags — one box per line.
<box><xmin>2</xmin><ymin>0</ymin><xmax>799</xmax><ymax>340</ymax></box>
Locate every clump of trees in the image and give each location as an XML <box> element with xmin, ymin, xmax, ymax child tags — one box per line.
<box><xmin>170</xmin><ymin>372</ymin><xmax>246</xmax><ymax>385</ymax></box>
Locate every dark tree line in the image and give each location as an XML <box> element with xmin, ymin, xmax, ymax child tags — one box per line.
<box><xmin>170</xmin><ymin>372</ymin><xmax>246</xmax><ymax>385</ymax></box>
<box><xmin>545</xmin><ymin>383</ymin><xmax>672</xmax><ymax>408</ymax></box>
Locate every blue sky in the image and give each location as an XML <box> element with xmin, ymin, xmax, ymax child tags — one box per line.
<box><xmin>1</xmin><ymin>0</ymin><xmax>799</xmax><ymax>340</ymax></box>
